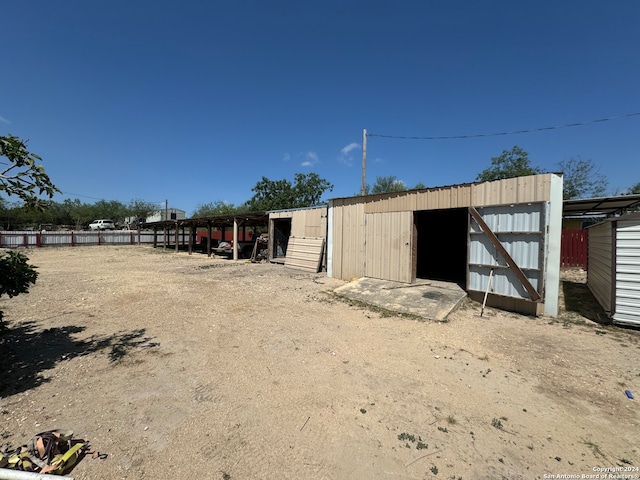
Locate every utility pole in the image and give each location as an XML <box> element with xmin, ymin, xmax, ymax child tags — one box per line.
<box><xmin>361</xmin><ymin>128</ymin><xmax>367</xmax><ymax>196</ymax></box>
<box><xmin>165</xmin><ymin>199</ymin><xmax>168</xmax><ymax>221</ymax></box>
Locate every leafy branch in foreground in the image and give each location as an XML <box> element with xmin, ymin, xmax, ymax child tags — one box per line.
<box><xmin>1</xmin><ymin>134</ymin><xmax>60</xmax><ymax>209</ymax></box>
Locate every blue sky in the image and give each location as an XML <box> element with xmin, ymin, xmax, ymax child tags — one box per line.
<box><xmin>2</xmin><ymin>0</ymin><xmax>639</xmax><ymax>215</ymax></box>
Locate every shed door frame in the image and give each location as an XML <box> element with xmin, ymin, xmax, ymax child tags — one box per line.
<box><xmin>468</xmin><ymin>203</ymin><xmax>546</xmax><ymax>305</ymax></box>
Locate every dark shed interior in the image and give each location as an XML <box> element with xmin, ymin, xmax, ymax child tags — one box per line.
<box><xmin>414</xmin><ymin>208</ymin><xmax>468</xmax><ymax>284</ymax></box>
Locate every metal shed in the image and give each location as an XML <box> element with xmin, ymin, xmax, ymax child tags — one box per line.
<box><xmin>587</xmin><ymin>211</ymin><xmax>640</xmax><ymax>326</ymax></box>
<box><xmin>327</xmin><ymin>173</ymin><xmax>564</xmax><ymax>317</ymax></box>
<box><xmin>269</xmin><ymin>206</ymin><xmax>328</xmax><ymax>270</ymax></box>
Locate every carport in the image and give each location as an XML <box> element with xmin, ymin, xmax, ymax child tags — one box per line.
<box><xmin>143</xmin><ymin>211</ymin><xmax>269</xmax><ymax>260</ymax></box>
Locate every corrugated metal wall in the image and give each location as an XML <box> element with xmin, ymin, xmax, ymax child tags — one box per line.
<box><xmin>356</xmin><ymin>175</ymin><xmax>554</xmax><ymax>214</ymax></box>
<box><xmin>269</xmin><ymin>207</ymin><xmax>327</xmax><ymax>238</ymax></box>
<box><xmin>364</xmin><ymin>211</ymin><xmax>413</xmax><ymax>282</ymax></box>
<box><xmin>614</xmin><ymin>216</ymin><xmax>640</xmax><ymax>325</ymax></box>
<box><xmin>328</xmin><ymin>173</ymin><xmax>563</xmax><ymax>316</ymax></box>
<box><xmin>330</xmin><ymin>174</ymin><xmax>556</xmax><ymax>282</ymax></box>
<box><xmin>587</xmin><ymin>221</ymin><xmax>613</xmax><ymax>313</ymax></box>
<box><xmin>330</xmin><ymin>201</ymin><xmax>366</xmax><ymax>281</ymax></box>
<box><xmin>469</xmin><ymin>203</ymin><xmax>544</xmax><ymax>299</ymax></box>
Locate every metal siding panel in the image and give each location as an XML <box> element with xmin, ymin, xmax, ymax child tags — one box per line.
<box><xmin>331</xmin><ymin>205</ymin><xmax>344</xmax><ymax>278</ymax></box>
<box><xmin>587</xmin><ymin>222</ymin><xmax>613</xmax><ymax>312</ymax></box>
<box><xmin>468</xmin><ymin>203</ymin><xmax>544</xmax><ymax>300</ymax></box>
<box><xmin>614</xmin><ymin>219</ymin><xmax>640</xmax><ymax>325</ymax></box>
<box><xmin>365</xmin><ymin>211</ymin><xmax>412</xmax><ymax>283</ymax></box>
<box><xmin>362</xmin><ymin>174</ymin><xmax>554</xmax><ymax>213</ymax></box>
<box><xmin>332</xmin><ymin>202</ymin><xmax>366</xmax><ymax>280</ymax></box>
<box><xmin>284</xmin><ymin>237</ymin><xmax>325</xmax><ymax>272</ymax></box>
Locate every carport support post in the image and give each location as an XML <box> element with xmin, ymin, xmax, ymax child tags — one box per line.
<box><xmin>233</xmin><ymin>217</ymin><xmax>239</xmax><ymax>260</ymax></box>
<box><xmin>189</xmin><ymin>225</ymin><xmax>196</xmax><ymax>255</ymax></box>
<box><xmin>175</xmin><ymin>223</ymin><xmax>179</xmax><ymax>252</ymax></box>
<box><xmin>207</xmin><ymin>222</ymin><xmax>212</xmax><ymax>257</ymax></box>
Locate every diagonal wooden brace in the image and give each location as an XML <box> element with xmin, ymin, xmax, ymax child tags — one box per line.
<box><xmin>469</xmin><ymin>207</ymin><xmax>541</xmax><ymax>302</ymax></box>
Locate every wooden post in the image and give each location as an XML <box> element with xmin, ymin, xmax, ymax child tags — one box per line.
<box><xmin>361</xmin><ymin>128</ymin><xmax>367</xmax><ymax>196</ymax></box>
<box><xmin>233</xmin><ymin>217</ymin><xmax>239</xmax><ymax>260</ymax></box>
<box><xmin>188</xmin><ymin>224</ymin><xmax>195</xmax><ymax>255</ymax></box>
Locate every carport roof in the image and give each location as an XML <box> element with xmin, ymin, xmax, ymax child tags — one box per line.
<box><xmin>563</xmin><ymin>194</ymin><xmax>640</xmax><ymax>217</ymax></box>
<box><xmin>142</xmin><ymin>211</ymin><xmax>269</xmax><ymax>229</ymax></box>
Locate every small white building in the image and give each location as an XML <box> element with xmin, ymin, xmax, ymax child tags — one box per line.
<box><xmin>146</xmin><ymin>208</ymin><xmax>186</xmax><ymax>223</ymax></box>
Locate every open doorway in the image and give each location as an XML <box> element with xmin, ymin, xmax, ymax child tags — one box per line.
<box><xmin>271</xmin><ymin>218</ymin><xmax>292</xmax><ymax>262</ymax></box>
<box><xmin>414</xmin><ymin>208</ymin><xmax>468</xmax><ymax>285</ymax></box>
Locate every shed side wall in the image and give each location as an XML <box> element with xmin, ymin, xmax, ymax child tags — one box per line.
<box><xmin>614</xmin><ymin>218</ymin><xmax>640</xmax><ymax>325</ymax></box>
<box><xmin>587</xmin><ymin>222</ymin><xmax>613</xmax><ymax>313</ymax></box>
<box><xmin>269</xmin><ymin>207</ymin><xmax>327</xmax><ymax>238</ymax></box>
<box><xmin>330</xmin><ymin>174</ymin><xmax>555</xmax><ymax>282</ymax></box>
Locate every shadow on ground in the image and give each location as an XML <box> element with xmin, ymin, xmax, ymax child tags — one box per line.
<box><xmin>0</xmin><ymin>317</ymin><xmax>159</xmax><ymax>398</ymax></box>
<box><xmin>561</xmin><ymin>279</ymin><xmax>611</xmax><ymax>325</ymax></box>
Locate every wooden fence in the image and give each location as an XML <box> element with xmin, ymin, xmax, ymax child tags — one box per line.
<box><xmin>0</xmin><ymin>230</ymin><xmax>190</xmax><ymax>248</ymax></box>
<box><xmin>560</xmin><ymin>229</ymin><xmax>588</xmax><ymax>269</ymax></box>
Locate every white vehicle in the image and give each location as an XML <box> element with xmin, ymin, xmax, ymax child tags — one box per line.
<box><xmin>88</xmin><ymin>219</ymin><xmax>115</xmax><ymax>231</ymax></box>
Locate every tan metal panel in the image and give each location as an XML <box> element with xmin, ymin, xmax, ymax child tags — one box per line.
<box><xmin>284</xmin><ymin>236</ymin><xmax>325</xmax><ymax>272</ymax></box>
<box><xmin>363</xmin><ymin>174</ymin><xmax>554</xmax><ymax>214</ymax></box>
<box><xmin>269</xmin><ymin>207</ymin><xmax>327</xmax><ymax>238</ymax></box>
<box><xmin>587</xmin><ymin>221</ymin><xmax>613</xmax><ymax>312</ymax></box>
<box><xmin>304</xmin><ymin>207</ymin><xmax>328</xmax><ymax>238</ymax></box>
<box><xmin>330</xmin><ymin>174</ymin><xmax>557</xmax><ymax>283</ymax></box>
<box><xmin>331</xmin><ymin>203</ymin><xmax>366</xmax><ymax>280</ymax></box>
<box><xmin>331</xmin><ymin>205</ymin><xmax>345</xmax><ymax>278</ymax></box>
<box><xmin>365</xmin><ymin>211</ymin><xmax>412</xmax><ymax>282</ymax></box>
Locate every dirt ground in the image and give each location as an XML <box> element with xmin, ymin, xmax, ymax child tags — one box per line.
<box><xmin>1</xmin><ymin>245</ymin><xmax>639</xmax><ymax>480</ymax></box>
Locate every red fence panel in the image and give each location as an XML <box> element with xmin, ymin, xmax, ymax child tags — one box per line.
<box><xmin>561</xmin><ymin>229</ymin><xmax>588</xmax><ymax>269</ymax></box>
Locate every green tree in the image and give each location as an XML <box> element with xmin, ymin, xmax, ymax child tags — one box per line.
<box><xmin>370</xmin><ymin>176</ymin><xmax>407</xmax><ymax>194</ymax></box>
<box><xmin>0</xmin><ymin>135</ymin><xmax>56</xmax><ymax>329</ymax></box>
<box><xmin>292</xmin><ymin>173</ymin><xmax>334</xmax><ymax>207</ymax></box>
<box><xmin>0</xmin><ymin>252</ymin><xmax>39</xmax><ymax>329</ymax></box>
<box><xmin>622</xmin><ymin>181</ymin><xmax>640</xmax><ymax>212</ymax></box>
<box><xmin>556</xmin><ymin>157</ymin><xmax>608</xmax><ymax>200</ymax></box>
<box><xmin>246</xmin><ymin>173</ymin><xmax>333</xmax><ymax>211</ymax></box>
<box><xmin>191</xmin><ymin>200</ymin><xmax>240</xmax><ymax>217</ymax></box>
<box><xmin>90</xmin><ymin>200</ymin><xmax>128</xmax><ymax>225</ymax></box>
<box><xmin>128</xmin><ymin>199</ymin><xmax>160</xmax><ymax>224</ymax></box>
<box><xmin>361</xmin><ymin>177</ymin><xmax>426</xmax><ymax>195</ymax></box>
<box><xmin>1</xmin><ymin>135</ymin><xmax>59</xmax><ymax>208</ymax></box>
<box><xmin>476</xmin><ymin>146</ymin><xmax>544</xmax><ymax>182</ymax></box>
<box><xmin>57</xmin><ymin>198</ymin><xmax>94</xmax><ymax>229</ymax></box>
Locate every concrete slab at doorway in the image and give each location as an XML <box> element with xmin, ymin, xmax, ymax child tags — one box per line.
<box><xmin>334</xmin><ymin>278</ymin><xmax>467</xmax><ymax>321</ymax></box>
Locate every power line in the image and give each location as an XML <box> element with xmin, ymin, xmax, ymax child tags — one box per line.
<box><xmin>59</xmin><ymin>191</ymin><xmax>164</xmax><ymax>204</ymax></box>
<box><xmin>367</xmin><ymin>111</ymin><xmax>640</xmax><ymax>140</ymax></box>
